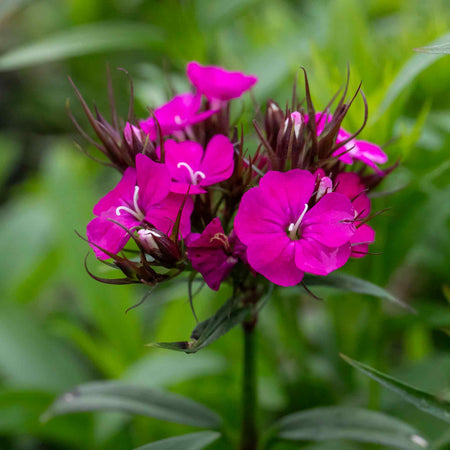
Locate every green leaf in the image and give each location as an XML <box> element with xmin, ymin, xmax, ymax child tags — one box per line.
<box><xmin>271</xmin><ymin>406</ymin><xmax>428</xmax><ymax>449</ymax></box>
<box><xmin>0</xmin><ymin>22</ymin><xmax>163</xmax><ymax>71</ymax></box>
<box><xmin>149</xmin><ymin>296</ymin><xmax>251</xmax><ymax>353</ymax></box>
<box><xmin>42</xmin><ymin>382</ymin><xmax>222</xmax><ymax>429</ymax></box>
<box><xmin>135</xmin><ymin>431</ymin><xmax>221</xmax><ymax>450</ymax></box>
<box><xmin>302</xmin><ymin>273</ymin><xmax>414</xmax><ymax>312</ymax></box>
<box><xmin>373</xmin><ymin>31</ymin><xmax>450</xmax><ymax>122</ymax></box>
<box><xmin>341</xmin><ymin>354</ymin><xmax>450</xmax><ymax>423</ymax></box>
<box><xmin>415</xmin><ymin>42</ymin><xmax>450</xmax><ymax>55</ymax></box>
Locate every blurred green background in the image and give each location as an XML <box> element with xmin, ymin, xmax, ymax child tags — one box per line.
<box><xmin>0</xmin><ymin>0</ymin><xmax>449</xmax><ymax>449</ymax></box>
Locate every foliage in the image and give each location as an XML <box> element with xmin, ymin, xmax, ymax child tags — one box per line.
<box><xmin>0</xmin><ymin>0</ymin><xmax>449</xmax><ymax>449</ymax></box>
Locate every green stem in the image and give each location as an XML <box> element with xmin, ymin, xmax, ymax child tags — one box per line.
<box><xmin>240</xmin><ymin>316</ymin><xmax>258</xmax><ymax>450</ymax></box>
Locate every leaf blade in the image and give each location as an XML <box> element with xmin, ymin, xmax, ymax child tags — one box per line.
<box><xmin>0</xmin><ymin>22</ymin><xmax>163</xmax><ymax>71</ymax></box>
<box><xmin>272</xmin><ymin>406</ymin><xmax>428</xmax><ymax>449</ymax></box>
<box><xmin>341</xmin><ymin>354</ymin><xmax>450</xmax><ymax>423</ymax></box>
<box><xmin>373</xmin><ymin>31</ymin><xmax>450</xmax><ymax>122</ymax></box>
<box><xmin>42</xmin><ymin>382</ymin><xmax>222</xmax><ymax>429</ymax></box>
<box><xmin>302</xmin><ymin>272</ymin><xmax>414</xmax><ymax>312</ymax></box>
<box><xmin>149</xmin><ymin>296</ymin><xmax>250</xmax><ymax>353</ymax></box>
<box><xmin>415</xmin><ymin>42</ymin><xmax>450</xmax><ymax>55</ymax></box>
<box><xmin>135</xmin><ymin>431</ymin><xmax>221</xmax><ymax>450</ymax></box>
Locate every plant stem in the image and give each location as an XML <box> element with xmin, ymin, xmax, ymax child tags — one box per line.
<box><xmin>240</xmin><ymin>316</ymin><xmax>258</xmax><ymax>450</ymax></box>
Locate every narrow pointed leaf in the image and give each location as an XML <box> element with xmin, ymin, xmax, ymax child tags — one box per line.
<box><xmin>0</xmin><ymin>22</ymin><xmax>163</xmax><ymax>71</ymax></box>
<box><xmin>149</xmin><ymin>288</ymin><xmax>273</xmax><ymax>353</ymax></box>
<box><xmin>373</xmin><ymin>31</ymin><xmax>450</xmax><ymax>121</ymax></box>
<box><xmin>135</xmin><ymin>431</ymin><xmax>221</xmax><ymax>450</ymax></box>
<box><xmin>272</xmin><ymin>406</ymin><xmax>428</xmax><ymax>449</ymax></box>
<box><xmin>149</xmin><ymin>296</ymin><xmax>250</xmax><ymax>353</ymax></box>
<box><xmin>302</xmin><ymin>272</ymin><xmax>414</xmax><ymax>312</ymax></box>
<box><xmin>415</xmin><ymin>42</ymin><xmax>450</xmax><ymax>55</ymax></box>
<box><xmin>42</xmin><ymin>382</ymin><xmax>221</xmax><ymax>428</ymax></box>
<box><xmin>341</xmin><ymin>354</ymin><xmax>450</xmax><ymax>423</ymax></box>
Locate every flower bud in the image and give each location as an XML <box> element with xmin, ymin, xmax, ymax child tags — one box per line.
<box><xmin>138</xmin><ymin>228</ymin><xmax>181</xmax><ymax>266</ymax></box>
<box><xmin>264</xmin><ymin>100</ymin><xmax>285</xmax><ymax>149</ymax></box>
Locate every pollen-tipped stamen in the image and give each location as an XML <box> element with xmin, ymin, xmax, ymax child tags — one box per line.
<box><xmin>177</xmin><ymin>162</ymin><xmax>206</xmax><ymax>185</ymax></box>
<box><xmin>288</xmin><ymin>203</ymin><xmax>308</xmax><ymax>239</ymax></box>
<box><xmin>116</xmin><ymin>186</ymin><xmax>145</xmax><ymax>221</ymax></box>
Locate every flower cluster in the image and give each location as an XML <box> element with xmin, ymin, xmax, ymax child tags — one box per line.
<box><xmin>72</xmin><ymin>62</ymin><xmax>391</xmax><ymax>295</ymax></box>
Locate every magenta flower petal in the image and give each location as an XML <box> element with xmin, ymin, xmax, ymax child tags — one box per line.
<box><xmin>136</xmin><ymin>154</ymin><xmax>171</xmax><ymax>210</ymax></box>
<box><xmin>186</xmin><ymin>218</ymin><xmax>237</xmax><ymax>291</ymax></box>
<box><xmin>302</xmin><ymin>193</ymin><xmax>355</xmax><ymax>247</ymax></box>
<box><xmin>191</xmin><ymin>248</ymin><xmax>236</xmax><ymax>291</ymax></box>
<box><xmin>356</xmin><ymin>140</ymin><xmax>388</xmax><ymax>164</ymax></box>
<box><xmin>139</xmin><ymin>93</ymin><xmax>217</xmax><ymax>140</ymax></box>
<box><xmin>93</xmin><ymin>167</ymin><xmax>136</xmax><ymax>216</ymax></box>
<box><xmin>164</xmin><ymin>135</ymin><xmax>234</xmax><ymax>194</ymax></box>
<box><xmin>145</xmin><ymin>193</ymin><xmax>193</xmax><ymax>239</ymax></box>
<box><xmin>335</xmin><ymin>172</ymin><xmax>370</xmax><ymax>219</ymax></box>
<box><xmin>308</xmin><ymin>112</ymin><xmax>388</xmax><ymax>171</ymax></box>
<box><xmin>200</xmin><ymin>134</ymin><xmax>235</xmax><ymax>185</ymax></box>
<box><xmin>295</xmin><ymin>240</ymin><xmax>351</xmax><ymax>276</ymax></box>
<box><xmin>164</xmin><ymin>140</ymin><xmax>204</xmax><ymax>182</ymax></box>
<box><xmin>351</xmin><ymin>224</ymin><xmax>375</xmax><ymax>258</ymax></box>
<box><xmin>258</xmin><ymin>170</ymin><xmax>315</xmax><ymax>222</ymax></box>
<box><xmin>234</xmin><ymin>188</ymin><xmax>286</xmax><ymax>242</ymax></box>
<box><xmin>87</xmin><ymin>213</ymin><xmax>139</xmax><ymax>260</ymax></box>
<box><xmin>246</xmin><ymin>237</ymin><xmax>304</xmax><ymax>286</ymax></box>
<box><xmin>186</xmin><ymin>61</ymin><xmax>258</xmax><ymax>101</ymax></box>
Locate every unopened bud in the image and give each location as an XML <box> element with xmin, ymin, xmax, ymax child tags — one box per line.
<box><xmin>124</xmin><ymin>122</ymin><xmax>143</xmax><ymax>147</ymax></box>
<box><xmin>316</xmin><ymin>176</ymin><xmax>333</xmax><ymax>200</ymax></box>
<box><xmin>283</xmin><ymin>111</ymin><xmax>303</xmax><ymax>139</ymax></box>
<box><xmin>264</xmin><ymin>100</ymin><xmax>285</xmax><ymax>147</ymax></box>
<box><xmin>138</xmin><ymin>228</ymin><xmax>181</xmax><ymax>266</ymax></box>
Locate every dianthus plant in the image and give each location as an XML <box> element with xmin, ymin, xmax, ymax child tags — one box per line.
<box><xmin>54</xmin><ymin>62</ymin><xmax>407</xmax><ymax>450</ymax></box>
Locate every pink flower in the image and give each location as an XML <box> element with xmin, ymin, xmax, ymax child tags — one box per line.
<box><xmin>186</xmin><ymin>218</ymin><xmax>246</xmax><ymax>291</ymax></box>
<box><xmin>234</xmin><ymin>170</ymin><xmax>356</xmax><ymax>286</ymax></box>
<box><xmin>334</xmin><ymin>172</ymin><xmax>375</xmax><ymax>258</ymax></box>
<box><xmin>314</xmin><ymin>113</ymin><xmax>388</xmax><ymax>173</ymax></box>
<box><xmin>186</xmin><ymin>61</ymin><xmax>258</xmax><ymax>103</ymax></box>
<box><xmin>163</xmin><ymin>134</ymin><xmax>235</xmax><ymax>194</ymax></box>
<box><xmin>87</xmin><ymin>154</ymin><xmax>193</xmax><ymax>259</ymax></box>
<box><xmin>139</xmin><ymin>93</ymin><xmax>217</xmax><ymax>140</ymax></box>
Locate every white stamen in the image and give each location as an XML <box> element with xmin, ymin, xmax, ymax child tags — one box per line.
<box><xmin>174</xmin><ymin>115</ymin><xmax>183</xmax><ymax>125</ymax></box>
<box><xmin>115</xmin><ymin>186</ymin><xmax>145</xmax><ymax>221</ymax></box>
<box><xmin>177</xmin><ymin>162</ymin><xmax>206</xmax><ymax>185</ymax></box>
<box><xmin>288</xmin><ymin>204</ymin><xmax>308</xmax><ymax>239</ymax></box>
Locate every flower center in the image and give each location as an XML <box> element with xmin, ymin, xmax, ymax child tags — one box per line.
<box><xmin>287</xmin><ymin>204</ymin><xmax>308</xmax><ymax>239</ymax></box>
<box><xmin>177</xmin><ymin>162</ymin><xmax>206</xmax><ymax>185</ymax></box>
<box><xmin>115</xmin><ymin>186</ymin><xmax>145</xmax><ymax>221</ymax></box>
<box><xmin>210</xmin><ymin>232</ymin><xmax>231</xmax><ymax>252</ymax></box>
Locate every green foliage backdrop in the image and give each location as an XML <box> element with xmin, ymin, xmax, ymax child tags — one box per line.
<box><xmin>0</xmin><ymin>0</ymin><xmax>449</xmax><ymax>448</ymax></box>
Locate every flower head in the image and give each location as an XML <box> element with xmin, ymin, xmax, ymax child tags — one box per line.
<box><xmin>187</xmin><ymin>218</ymin><xmax>246</xmax><ymax>291</ymax></box>
<box><xmin>87</xmin><ymin>154</ymin><xmax>193</xmax><ymax>259</ymax></box>
<box><xmin>186</xmin><ymin>61</ymin><xmax>258</xmax><ymax>103</ymax></box>
<box><xmin>140</xmin><ymin>93</ymin><xmax>217</xmax><ymax>140</ymax></box>
<box><xmin>163</xmin><ymin>134</ymin><xmax>235</xmax><ymax>194</ymax></box>
<box><xmin>234</xmin><ymin>170</ymin><xmax>356</xmax><ymax>286</ymax></box>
